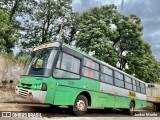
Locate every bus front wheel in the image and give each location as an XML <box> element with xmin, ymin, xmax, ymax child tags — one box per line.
<box><xmin>72</xmin><ymin>95</ymin><xmax>88</xmax><ymax>116</ymax></box>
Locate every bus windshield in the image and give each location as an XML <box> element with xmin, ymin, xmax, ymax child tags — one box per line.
<box><xmin>24</xmin><ymin>48</ymin><xmax>57</xmax><ymax>77</ymax></box>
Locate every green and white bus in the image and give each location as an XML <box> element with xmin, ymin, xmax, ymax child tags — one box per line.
<box><xmin>15</xmin><ymin>42</ymin><xmax>146</xmax><ymax>116</ymax></box>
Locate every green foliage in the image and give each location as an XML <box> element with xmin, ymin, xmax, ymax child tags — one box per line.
<box><xmin>63</xmin><ymin>12</ymin><xmax>80</xmax><ymax>44</ymax></box>
<box><xmin>19</xmin><ymin>0</ymin><xmax>72</xmax><ymax>49</ymax></box>
<box><xmin>0</xmin><ymin>1</ymin><xmax>159</xmax><ymax>83</ymax></box>
<box><xmin>0</xmin><ymin>9</ymin><xmax>17</xmax><ymax>54</ymax></box>
<box><xmin>0</xmin><ymin>0</ymin><xmax>35</xmax><ymax>25</ymax></box>
<box><xmin>14</xmin><ymin>51</ymin><xmax>29</xmax><ymax>64</ymax></box>
<box><xmin>76</xmin><ymin>5</ymin><xmax>118</xmax><ymax>66</ymax></box>
<box><xmin>76</xmin><ymin>5</ymin><xmax>160</xmax><ymax>83</ymax></box>
<box><xmin>125</xmin><ymin>41</ymin><xmax>160</xmax><ymax>83</ymax></box>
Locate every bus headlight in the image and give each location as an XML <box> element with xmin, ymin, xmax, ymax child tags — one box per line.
<box><xmin>41</xmin><ymin>83</ymin><xmax>47</xmax><ymax>91</ymax></box>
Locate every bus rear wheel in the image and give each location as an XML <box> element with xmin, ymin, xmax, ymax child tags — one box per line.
<box><xmin>129</xmin><ymin>102</ymin><xmax>135</xmax><ymax>115</ymax></box>
<box><xmin>72</xmin><ymin>95</ymin><xmax>88</xmax><ymax>116</ymax></box>
<box><xmin>123</xmin><ymin>102</ymin><xmax>135</xmax><ymax>115</ymax></box>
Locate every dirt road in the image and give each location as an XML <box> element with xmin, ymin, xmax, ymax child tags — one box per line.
<box><xmin>0</xmin><ymin>103</ymin><xmax>159</xmax><ymax>120</ymax></box>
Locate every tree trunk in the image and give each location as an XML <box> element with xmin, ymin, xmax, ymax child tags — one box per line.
<box><xmin>10</xmin><ymin>0</ymin><xmax>20</xmax><ymax>23</ymax></box>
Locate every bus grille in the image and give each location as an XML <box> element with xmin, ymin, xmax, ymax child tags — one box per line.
<box><xmin>18</xmin><ymin>88</ymin><xmax>28</xmax><ymax>97</ymax></box>
<box><xmin>21</xmin><ymin>83</ymin><xmax>32</xmax><ymax>89</ymax></box>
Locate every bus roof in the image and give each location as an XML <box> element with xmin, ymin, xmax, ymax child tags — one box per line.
<box><xmin>33</xmin><ymin>42</ymin><xmax>61</xmax><ymax>51</ymax></box>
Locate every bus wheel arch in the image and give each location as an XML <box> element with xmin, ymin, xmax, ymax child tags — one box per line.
<box><xmin>78</xmin><ymin>91</ymin><xmax>91</xmax><ymax>106</ymax></box>
<box><xmin>130</xmin><ymin>100</ymin><xmax>135</xmax><ymax>107</ymax></box>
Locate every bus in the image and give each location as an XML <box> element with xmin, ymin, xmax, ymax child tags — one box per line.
<box><xmin>15</xmin><ymin>41</ymin><xmax>146</xmax><ymax>116</ymax></box>
<box><xmin>146</xmin><ymin>83</ymin><xmax>160</xmax><ymax>111</ymax></box>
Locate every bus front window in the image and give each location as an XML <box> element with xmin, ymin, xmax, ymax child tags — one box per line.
<box><xmin>24</xmin><ymin>48</ymin><xmax>57</xmax><ymax>77</ymax></box>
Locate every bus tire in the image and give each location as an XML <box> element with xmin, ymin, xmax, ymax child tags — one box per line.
<box><xmin>49</xmin><ymin>105</ymin><xmax>59</xmax><ymax>112</ymax></box>
<box><xmin>129</xmin><ymin>102</ymin><xmax>135</xmax><ymax>115</ymax></box>
<box><xmin>72</xmin><ymin>95</ymin><xmax>88</xmax><ymax>116</ymax></box>
<box><xmin>104</xmin><ymin>108</ymin><xmax>113</xmax><ymax>112</ymax></box>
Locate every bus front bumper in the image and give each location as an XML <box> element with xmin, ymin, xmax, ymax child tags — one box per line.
<box><xmin>15</xmin><ymin>86</ymin><xmax>46</xmax><ymax>103</ymax></box>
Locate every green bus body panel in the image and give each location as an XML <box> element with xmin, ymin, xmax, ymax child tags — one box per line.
<box><xmin>135</xmin><ymin>99</ymin><xmax>146</xmax><ymax>109</ymax></box>
<box><xmin>18</xmin><ymin>76</ymin><xmax>146</xmax><ymax>109</ymax></box>
<box><xmin>53</xmin><ymin>77</ymin><xmax>100</xmax><ymax>106</ymax></box>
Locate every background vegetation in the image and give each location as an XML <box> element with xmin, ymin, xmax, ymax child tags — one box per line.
<box><xmin>0</xmin><ymin>0</ymin><xmax>159</xmax><ymax>83</ymax></box>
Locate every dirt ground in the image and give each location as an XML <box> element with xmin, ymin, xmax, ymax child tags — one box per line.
<box><xmin>0</xmin><ymin>103</ymin><xmax>159</xmax><ymax>120</ymax></box>
<box><xmin>0</xmin><ymin>86</ymin><xmax>32</xmax><ymax>103</ymax></box>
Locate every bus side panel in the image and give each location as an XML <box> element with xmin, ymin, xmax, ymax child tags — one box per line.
<box><xmin>114</xmin><ymin>86</ymin><xmax>130</xmax><ymax>108</ymax></box>
<box><xmin>135</xmin><ymin>99</ymin><xmax>146</xmax><ymax>109</ymax></box>
<box><xmin>135</xmin><ymin>92</ymin><xmax>146</xmax><ymax>109</ymax></box>
<box><xmin>135</xmin><ymin>92</ymin><xmax>146</xmax><ymax>108</ymax></box>
<box><xmin>100</xmin><ymin>82</ymin><xmax>146</xmax><ymax>109</ymax></box>
<box><xmin>52</xmin><ymin>77</ymin><xmax>101</xmax><ymax>106</ymax></box>
<box><xmin>100</xmin><ymin>83</ymin><xmax>115</xmax><ymax>108</ymax></box>
<box><xmin>115</xmin><ymin>96</ymin><xmax>132</xmax><ymax>108</ymax></box>
<box><xmin>97</xmin><ymin>93</ymin><xmax>115</xmax><ymax>108</ymax></box>
<box><xmin>105</xmin><ymin>94</ymin><xmax>115</xmax><ymax>108</ymax></box>
<box><xmin>89</xmin><ymin>92</ymin><xmax>105</xmax><ymax>107</ymax></box>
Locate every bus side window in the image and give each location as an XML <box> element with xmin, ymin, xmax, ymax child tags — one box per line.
<box><xmin>114</xmin><ymin>71</ymin><xmax>124</xmax><ymax>88</ymax></box>
<box><xmin>140</xmin><ymin>82</ymin><xmax>146</xmax><ymax>94</ymax></box>
<box><xmin>132</xmin><ymin>79</ymin><xmax>137</xmax><ymax>91</ymax></box>
<box><xmin>83</xmin><ymin>57</ymin><xmax>100</xmax><ymax>80</ymax></box>
<box><xmin>124</xmin><ymin>76</ymin><xmax>132</xmax><ymax>90</ymax></box>
<box><xmin>136</xmin><ymin>81</ymin><xmax>141</xmax><ymax>93</ymax></box>
<box><xmin>101</xmin><ymin>66</ymin><xmax>113</xmax><ymax>84</ymax></box>
<box><xmin>83</xmin><ymin>67</ymin><xmax>94</xmax><ymax>78</ymax></box>
<box><xmin>53</xmin><ymin>52</ymin><xmax>81</xmax><ymax>79</ymax></box>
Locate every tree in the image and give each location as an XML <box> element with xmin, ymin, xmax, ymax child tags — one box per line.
<box><xmin>62</xmin><ymin>12</ymin><xmax>80</xmax><ymax>44</ymax></box>
<box><xmin>111</xmin><ymin>14</ymin><xmax>143</xmax><ymax>70</ymax></box>
<box><xmin>20</xmin><ymin>0</ymin><xmax>72</xmax><ymax>49</ymax></box>
<box><xmin>0</xmin><ymin>9</ymin><xmax>17</xmax><ymax>53</ymax></box>
<box><xmin>0</xmin><ymin>0</ymin><xmax>35</xmax><ymax>24</ymax></box>
<box><xmin>76</xmin><ymin>5</ymin><xmax>118</xmax><ymax>66</ymax></box>
<box><xmin>14</xmin><ymin>51</ymin><xmax>29</xmax><ymax>63</ymax></box>
<box><xmin>0</xmin><ymin>0</ymin><xmax>36</xmax><ymax>53</ymax></box>
<box><xmin>75</xmin><ymin>5</ymin><xmax>160</xmax><ymax>82</ymax></box>
<box><xmin>125</xmin><ymin>41</ymin><xmax>160</xmax><ymax>83</ymax></box>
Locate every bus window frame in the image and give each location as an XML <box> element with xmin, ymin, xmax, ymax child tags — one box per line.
<box><xmin>101</xmin><ymin>65</ymin><xmax>114</xmax><ymax>85</ymax></box>
<box><xmin>140</xmin><ymin>82</ymin><xmax>146</xmax><ymax>94</ymax></box>
<box><xmin>132</xmin><ymin>79</ymin><xmax>137</xmax><ymax>92</ymax></box>
<box><xmin>82</xmin><ymin>57</ymin><xmax>100</xmax><ymax>81</ymax></box>
<box><xmin>52</xmin><ymin>49</ymin><xmax>82</xmax><ymax>80</ymax></box>
<box><xmin>124</xmin><ymin>76</ymin><xmax>133</xmax><ymax>90</ymax></box>
<box><xmin>114</xmin><ymin>71</ymin><xmax>125</xmax><ymax>88</ymax></box>
<box><xmin>136</xmin><ymin>81</ymin><xmax>141</xmax><ymax>93</ymax></box>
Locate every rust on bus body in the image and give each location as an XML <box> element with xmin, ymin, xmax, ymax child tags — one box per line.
<box><xmin>156</xmin><ymin>97</ymin><xmax>160</xmax><ymax>103</ymax></box>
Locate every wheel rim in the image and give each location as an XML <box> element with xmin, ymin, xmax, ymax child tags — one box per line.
<box><xmin>76</xmin><ymin>99</ymin><xmax>85</xmax><ymax>111</ymax></box>
<box><xmin>130</xmin><ymin>106</ymin><xmax>134</xmax><ymax>112</ymax></box>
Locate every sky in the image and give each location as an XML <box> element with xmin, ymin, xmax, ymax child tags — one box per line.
<box><xmin>72</xmin><ymin>0</ymin><xmax>160</xmax><ymax>61</ymax></box>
